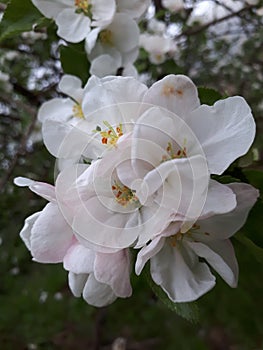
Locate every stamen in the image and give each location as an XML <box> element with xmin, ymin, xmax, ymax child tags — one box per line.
<box><xmin>161</xmin><ymin>141</ymin><xmax>187</xmax><ymax>163</ymax></box>
<box><xmin>75</xmin><ymin>0</ymin><xmax>92</xmax><ymax>16</ymax></box>
<box><xmin>99</xmin><ymin>30</ymin><xmax>114</xmax><ymax>46</ymax></box>
<box><xmin>72</xmin><ymin>103</ymin><xmax>84</xmax><ymax>119</ymax></box>
<box><xmin>99</xmin><ymin>121</ymin><xmax>123</xmax><ymax>147</ymax></box>
<box><xmin>112</xmin><ymin>181</ymin><xmax>140</xmax><ymax>207</ymax></box>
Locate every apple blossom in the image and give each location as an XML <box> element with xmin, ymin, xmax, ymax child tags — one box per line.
<box><xmin>31</xmin><ymin>0</ymin><xmax>116</xmax><ymax>43</ymax></box>
<box><xmin>139</xmin><ymin>33</ymin><xmax>176</xmax><ymax>64</ymax></box>
<box><xmin>85</xmin><ymin>13</ymin><xmax>140</xmax><ymax>71</ymax></box>
<box><xmin>136</xmin><ymin>183</ymin><xmax>259</xmax><ymax>302</ymax></box>
<box><xmin>15</xmin><ymin>176</ymin><xmax>132</xmax><ymax>306</ymax></box>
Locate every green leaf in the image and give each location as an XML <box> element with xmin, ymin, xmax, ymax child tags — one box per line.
<box><xmin>143</xmin><ymin>264</ymin><xmax>199</xmax><ymax>323</ymax></box>
<box><xmin>198</xmin><ymin>87</ymin><xmax>224</xmax><ymax>105</ymax></box>
<box><xmin>0</xmin><ymin>0</ymin><xmax>44</xmax><ymax>42</ymax></box>
<box><xmin>60</xmin><ymin>43</ymin><xmax>90</xmax><ymax>84</ymax></box>
<box><xmin>235</xmin><ymin>232</ymin><xmax>263</xmax><ymax>264</ymax></box>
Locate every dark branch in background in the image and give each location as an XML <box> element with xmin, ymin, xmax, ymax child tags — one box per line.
<box><xmin>175</xmin><ymin>3</ymin><xmax>256</xmax><ymax>39</ymax></box>
<box><xmin>0</xmin><ymin>95</ymin><xmax>37</xmax><ymax>193</ymax></box>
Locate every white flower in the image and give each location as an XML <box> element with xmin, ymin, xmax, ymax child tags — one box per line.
<box><xmin>135</xmin><ymin>183</ymin><xmax>259</xmax><ymax>302</ymax></box>
<box><xmin>139</xmin><ymin>33</ymin><xmax>176</xmax><ymax>64</ymax></box>
<box><xmin>85</xmin><ymin>13</ymin><xmax>139</xmax><ymax>69</ymax></box>
<box><xmin>64</xmin><ymin>242</ymin><xmax>132</xmax><ymax>306</ymax></box>
<box><xmin>31</xmin><ymin>0</ymin><xmax>116</xmax><ymax>43</ymax></box>
<box><xmin>147</xmin><ymin>18</ymin><xmax>166</xmax><ymax>35</ymax></box>
<box><xmin>42</xmin><ymin>75</ymin><xmax>147</xmax><ymax>161</ymax></box>
<box><xmin>15</xmin><ymin>177</ymin><xmax>132</xmax><ymax>307</ymax></box>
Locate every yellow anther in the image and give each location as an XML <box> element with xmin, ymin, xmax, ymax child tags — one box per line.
<box><xmin>112</xmin><ymin>181</ymin><xmax>139</xmax><ymax>207</ymax></box>
<box><xmin>72</xmin><ymin>103</ymin><xmax>84</xmax><ymax>119</ymax></box>
<box><xmin>99</xmin><ymin>30</ymin><xmax>114</xmax><ymax>46</ymax></box>
<box><xmin>99</xmin><ymin>121</ymin><xmax>123</xmax><ymax>146</ymax></box>
<box><xmin>75</xmin><ymin>0</ymin><xmax>91</xmax><ymax>15</ymax></box>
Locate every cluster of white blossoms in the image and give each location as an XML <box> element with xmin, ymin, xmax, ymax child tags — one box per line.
<box><xmin>16</xmin><ymin>72</ymin><xmax>259</xmax><ymax>306</ymax></box>
<box><xmin>31</xmin><ymin>0</ymin><xmax>150</xmax><ymax>77</ymax></box>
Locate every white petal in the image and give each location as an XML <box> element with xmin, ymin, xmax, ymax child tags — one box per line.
<box><xmin>197</xmin><ymin>182</ymin><xmax>259</xmax><ymax>239</ymax></box>
<box><xmin>91</xmin><ymin>0</ymin><xmax>116</xmax><ymax>27</ymax></box>
<box><xmin>107</xmin><ymin>14</ymin><xmax>139</xmax><ymax>53</ymax></box>
<box><xmin>14</xmin><ymin>177</ymin><xmax>56</xmax><ymax>203</ymax></box>
<box><xmin>63</xmin><ymin>242</ymin><xmax>95</xmax><ymax>274</ymax></box>
<box><xmin>38</xmin><ymin>98</ymin><xmax>75</xmax><ymax>123</ymax></box>
<box><xmin>14</xmin><ymin>177</ymin><xmax>34</xmax><ymax>187</ymax></box>
<box><xmin>135</xmin><ymin>235</ymin><xmax>165</xmax><ymax>275</ymax></box>
<box><xmin>31</xmin><ymin>0</ymin><xmax>72</xmax><ymax>18</ymax></box>
<box><xmin>94</xmin><ymin>249</ymin><xmax>132</xmax><ymax>297</ymax></box>
<box><xmin>19</xmin><ymin>211</ymin><xmax>41</xmax><ymax>250</ymax></box>
<box><xmin>30</xmin><ymin>203</ymin><xmax>73</xmax><ymax>263</ymax></box>
<box><xmin>59</xmin><ymin>75</ymin><xmax>83</xmax><ymax>102</ymax></box>
<box><xmin>187</xmin><ymin>239</ymin><xmax>238</xmax><ymax>287</ymax></box>
<box><xmin>83</xmin><ymin>274</ymin><xmax>117</xmax><ymax>307</ymax></box>
<box><xmin>82</xmin><ymin>75</ymin><xmax>147</xmax><ymax>122</ymax></box>
<box><xmin>187</xmin><ymin>96</ymin><xmax>256</xmax><ymax>174</ymax></box>
<box><xmin>72</xmin><ymin>198</ymin><xmax>140</xmax><ymax>249</ymax></box>
<box><xmin>151</xmin><ymin>241</ymin><xmax>216</xmax><ymax>302</ymax></box>
<box><xmin>41</xmin><ymin>119</ymin><xmax>92</xmax><ymax>159</ymax></box>
<box><xmin>56</xmin><ymin>9</ymin><xmax>91</xmax><ymax>43</ymax></box>
<box><xmin>200</xmin><ymin>179</ymin><xmax>237</xmax><ymax>218</ymax></box>
<box><xmin>143</xmin><ymin>74</ymin><xmax>200</xmax><ymax>118</ymax></box>
<box><xmin>68</xmin><ymin>271</ymin><xmax>88</xmax><ymax>297</ymax></box>
<box><xmin>85</xmin><ymin>28</ymin><xmax>101</xmax><ymax>54</ymax></box>
<box><xmin>90</xmin><ymin>54</ymin><xmax>120</xmax><ymax>77</ymax></box>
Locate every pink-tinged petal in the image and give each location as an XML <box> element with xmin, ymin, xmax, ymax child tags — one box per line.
<box><xmin>94</xmin><ymin>249</ymin><xmax>132</xmax><ymax>297</ymax></box>
<box><xmin>197</xmin><ymin>182</ymin><xmax>259</xmax><ymax>239</ymax></box>
<box><xmin>200</xmin><ymin>179</ymin><xmax>237</xmax><ymax>218</ymax></box>
<box><xmin>68</xmin><ymin>271</ymin><xmax>88</xmax><ymax>297</ymax></box>
<box><xmin>72</xmin><ymin>197</ymin><xmax>140</xmax><ymax>249</ymax></box>
<box><xmin>83</xmin><ymin>274</ymin><xmax>117</xmax><ymax>307</ymax></box>
<box><xmin>56</xmin><ymin>9</ymin><xmax>91</xmax><ymax>43</ymax></box>
<box><xmin>131</xmin><ymin>106</ymin><xmax>206</xmax><ymax>179</ymax></box>
<box><xmin>59</xmin><ymin>75</ymin><xmax>83</xmax><ymax>102</ymax></box>
<box><xmin>31</xmin><ymin>0</ymin><xmax>72</xmax><ymax>18</ymax></box>
<box><xmin>187</xmin><ymin>96</ymin><xmax>256</xmax><ymax>174</ymax></box>
<box><xmin>143</xmin><ymin>74</ymin><xmax>200</xmax><ymax>118</ymax></box>
<box><xmin>19</xmin><ymin>212</ymin><xmax>41</xmax><ymax>251</ymax></box>
<box><xmin>151</xmin><ymin>241</ymin><xmax>216</xmax><ymax>302</ymax></box>
<box><xmin>63</xmin><ymin>242</ymin><xmax>95</xmax><ymax>274</ymax></box>
<box><xmin>38</xmin><ymin>98</ymin><xmax>75</xmax><ymax>123</ymax></box>
<box><xmin>153</xmin><ymin>155</ymin><xmax>209</xmax><ymax>223</ymax></box>
<box><xmin>14</xmin><ymin>177</ymin><xmax>56</xmax><ymax>203</ymax></box>
<box><xmin>187</xmin><ymin>239</ymin><xmax>238</xmax><ymax>287</ymax></box>
<box><xmin>30</xmin><ymin>203</ymin><xmax>73</xmax><ymax>263</ymax></box>
<box><xmin>135</xmin><ymin>236</ymin><xmax>165</xmax><ymax>275</ymax></box>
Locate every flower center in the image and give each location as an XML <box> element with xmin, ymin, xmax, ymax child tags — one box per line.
<box><xmin>161</xmin><ymin>141</ymin><xmax>187</xmax><ymax>163</ymax></box>
<box><xmin>169</xmin><ymin>224</ymin><xmax>200</xmax><ymax>247</ymax></box>
<box><xmin>72</xmin><ymin>103</ymin><xmax>84</xmax><ymax>119</ymax></box>
<box><xmin>112</xmin><ymin>181</ymin><xmax>140</xmax><ymax>207</ymax></box>
<box><xmin>74</xmin><ymin>0</ymin><xmax>92</xmax><ymax>16</ymax></box>
<box><xmin>99</xmin><ymin>121</ymin><xmax>123</xmax><ymax>146</ymax></box>
<box><xmin>99</xmin><ymin>30</ymin><xmax>114</xmax><ymax>46</ymax></box>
